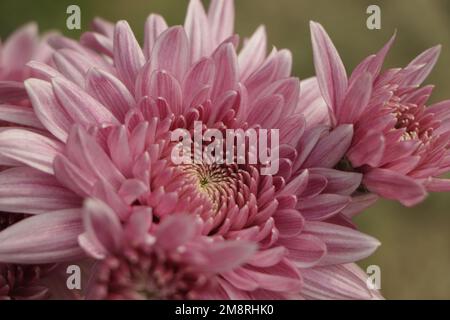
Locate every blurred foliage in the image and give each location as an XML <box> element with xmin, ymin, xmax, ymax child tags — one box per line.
<box><xmin>1</xmin><ymin>0</ymin><xmax>449</xmax><ymax>299</ymax></box>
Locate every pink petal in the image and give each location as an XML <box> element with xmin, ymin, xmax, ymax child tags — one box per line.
<box><xmin>143</xmin><ymin>14</ymin><xmax>168</xmax><ymax>59</ymax></box>
<box><xmin>208</xmin><ymin>0</ymin><xmax>235</xmax><ymax>47</ymax></box>
<box><xmin>0</xmin><ymin>104</ymin><xmax>44</xmax><ymax>129</ymax></box>
<box><xmin>298</xmin><ymin>194</ymin><xmax>350</xmax><ymax>221</ymax></box>
<box><xmin>185</xmin><ymin>0</ymin><xmax>211</xmax><ymax>62</ymax></box>
<box><xmin>82</xmin><ymin>198</ymin><xmax>123</xmax><ymax>255</ymax></box>
<box><xmin>310</xmin><ymin>21</ymin><xmax>348</xmax><ymax>115</ymax></box>
<box><xmin>277</xmin><ymin>234</ymin><xmax>326</xmax><ymax>268</ymax></box>
<box><xmin>338</xmin><ymin>72</ymin><xmax>372</xmax><ymax>124</ymax></box>
<box><xmin>309</xmin><ymin>168</ymin><xmax>362</xmax><ymax>196</ymax></box>
<box><xmin>341</xmin><ymin>194</ymin><xmax>379</xmax><ymax>218</ymax></box>
<box><xmin>91</xmin><ymin>17</ymin><xmax>115</xmax><ymax>38</ymax></box>
<box><xmin>86</xmin><ymin>68</ymin><xmax>135</xmax><ymax>121</ymax></box>
<box><xmin>404</xmin><ymin>45</ymin><xmax>441</xmax><ymax>86</ymax></box>
<box><xmin>201</xmin><ymin>241</ymin><xmax>257</xmax><ymax>273</ymax></box>
<box><xmin>182</xmin><ymin>57</ymin><xmax>215</xmax><ymax>110</ymax></box>
<box><xmin>273</xmin><ymin>209</ymin><xmax>305</xmax><ymax>238</ymax></box>
<box><xmin>1</xmin><ymin>23</ymin><xmax>37</xmax><ymax>73</ymax></box>
<box><xmin>348</xmin><ymin>131</ymin><xmax>385</xmax><ymax>167</ymax></box>
<box><xmin>0</xmin><ymin>81</ymin><xmax>28</xmax><ymax>103</ymax></box>
<box><xmin>65</xmin><ymin>126</ymin><xmax>125</xmax><ymax>188</ymax></box>
<box><xmin>246</xmin><ymin>246</ymin><xmax>287</xmax><ymax>268</ymax></box>
<box><xmin>149</xmin><ymin>26</ymin><xmax>190</xmax><ymax>82</ymax></box>
<box><xmin>24</xmin><ymin>78</ymin><xmax>72</xmax><ymax>142</ymax></box>
<box><xmin>211</xmin><ymin>42</ymin><xmax>238</xmax><ymax>102</ymax></box>
<box><xmin>425</xmin><ymin>177</ymin><xmax>450</xmax><ymax>192</ymax></box>
<box><xmin>124</xmin><ymin>207</ymin><xmax>153</xmax><ymax>246</ymax></box>
<box><xmin>80</xmin><ymin>32</ymin><xmax>113</xmax><ymax>57</ymax></box>
<box><xmin>53</xmin><ymin>155</ymin><xmax>96</xmax><ymax>197</ymax></box>
<box><xmin>304</xmin><ymin>221</ymin><xmax>380</xmax><ymax>265</ymax></box>
<box><xmin>155</xmin><ymin>214</ymin><xmax>197</xmax><ymax>250</ymax></box>
<box><xmin>52</xmin><ymin>77</ymin><xmax>119</xmax><ymax>127</ymax></box>
<box><xmin>303</xmin><ymin>124</ymin><xmax>353</xmax><ymax>168</ymax></box>
<box><xmin>238</xmin><ymin>26</ymin><xmax>267</xmax><ymax>81</ymax></box>
<box><xmin>301</xmin><ymin>263</ymin><xmax>382</xmax><ymax>300</ymax></box>
<box><xmin>0</xmin><ymin>167</ymin><xmax>80</xmax><ymax>214</ymax></box>
<box><xmin>0</xmin><ymin>209</ymin><xmax>84</xmax><ymax>264</ymax></box>
<box><xmin>363</xmin><ymin>168</ymin><xmax>427</xmax><ymax>206</ymax></box>
<box><xmin>113</xmin><ymin>21</ymin><xmax>145</xmax><ymax>91</ymax></box>
<box><xmin>0</xmin><ymin>128</ymin><xmax>63</xmax><ymax>174</ymax></box>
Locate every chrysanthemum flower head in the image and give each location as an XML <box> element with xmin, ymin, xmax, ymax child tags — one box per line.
<box><xmin>310</xmin><ymin>21</ymin><xmax>450</xmax><ymax>206</ymax></box>
<box><xmin>0</xmin><ymin>0</ymin><xmax>382</xmax><ymax>299</ymax></box>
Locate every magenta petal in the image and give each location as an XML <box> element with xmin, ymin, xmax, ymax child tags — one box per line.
<box><xmin>82</xmin><ymin>198</ymin><xmax>124</xmax><ymax>255</ymax></box>
<box><xmin>113</xmin><ymin>20</ymin><xmax>145</xmax><ymax>91</ymax></box>
<box><xmin>341</xmin><ymin>194</ymin><xmax>379</xmax><ymax>218</ymax></box>
<box><xmin>211</xmin><ymin>42</ymin><xmax>238</xmax><ymax>102</ymax></box>
<box><xmin>52</xmin><ymin>77</ymin><xmax>119</xmax><ymax>127</ymax></box>
<box><xmin>208</xmin><ymin>0</ymin><xmax>235</xmax><ymax>47</ymax></box>
<box><xmin>0</xmin><ymin>209</ymin><xmax>84</xmax><ymax>264</ymax></box>
<box><xmin>304</xmin><ymin>221</ymin><xmax>380</xmax><ymax>266</ymax></box>
<box><xmin>143</xmin><ymin>14</ymin><xmax>168</xmax><ymax>59</ymax></box>
<box><xmin>202</xmin><ymin>241</ymin><xmax>257</xmax><ymax>273</ymax></box>
<box><xmin>124</xmin><ymin>207</ymin><xmax>153</xmax><ymax>246</ymax></box>
<box><xmin>277</xmin><ymin>234</ymin><xmax>326</xmax><ymax>268</ymax></box>
<box><xmin>149</xmin><ymin>26</ymin><xmax>190</xmax><ymax>82</ymax></box>
<box><xmin>185</xmin><ymin>0</ymin><xmax>211</xmax><ymax>62</ymax></box>
<box><xmin>273</xmin><ymin>209</ymin><xmax>305</xmax><ymax>238</ymax></box>
<box><xmin>347</xmin><ymin>131</ymin><xmax>385</xmax><ymax>167</ymax></box>
<box><xmin>238</xmin><ymin>25</ymin><xmax>267</xmax><ymax>80</ymax></box>
<box><xmin>0</xmin><ymin>128</ymin><xmax>63</xmax><ymax>174</ymax></box>
<box><xmin>24</xmin><ymin>78</ymin><xmax>72</xmax><ymax>142</ymax></box>
<box><xmin>301</xmin><ymin>263</ymin><xmax>382</xmax><ymax>300</ymax></box>
<box><xmin>309</xmin><ymin>168</ymin><xmax>362</xmax><ymax>196</ymax></box>
<box><xmin>0</xmin><ymin>81</ymin><xmax>28</xmax><ymax>103</ymax></box>
<box><xmin>155</xmin><ymin>214</ymin><xmax>197</xmax><ymax>250</ymax></box>
<box><xmin>0</xmin><ymin>104</ymin><xmax>44</xmax><ymax>129</ymax></box>
<box><xmin>338</xmin><ymin>72</ymin><xmax>372</xmax><ymax>124</ymax></box>
<box><xmin>404</xmin><ymin>45</ymin><xmax>441</xmax><ymax>86</ymax></box>
<box><xmin>246</xmin><ymin>246</ymin><xmax>287</xmax><ymax>268</ymax></box>
<box><xmin>303</xmin><ymin>124</ymin><xmax>353</xmax><ymax>168</ymax></box>
<box><xmin>1</xmin><ymin>23</ymin><xmax>37</xmax><ymax>72</ymax></box>
<box><xmin>80</xmin><ymin>32</ymin><xmax>113</xmax><ymax>57</ymax></box>
<box><xmin>86</xmin><ymin>68</ymin><xmax>135</xmax><ymax>121</ymax></box>
<box><xmin>298</xmin><ymin>194</ymin><xmax>350</xmax><ymax>221</ymax></box>
<box><xmin>363</xmin><ymin>168</ymin><xmax>427</xmax><ymax>206</ymax></box>
<box><xmin>425</xmin><ymin>177</ymin><xmax>450</xmax><ymax>192</ymax></box>
<box><xmin>310</xmin><ymin>21</ymin><xmax>348</xmax><ymax>114</ymax></box>
<box><xmin>0</xmin><ymin>167</ymin><xmax>80</xmax><ymax>214</ymax></box>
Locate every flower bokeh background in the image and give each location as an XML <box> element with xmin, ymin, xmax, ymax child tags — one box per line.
<box><xmin>0</xmin><ymin>0</ymin><xmax>449</xmax><ymax>299</ymax></box>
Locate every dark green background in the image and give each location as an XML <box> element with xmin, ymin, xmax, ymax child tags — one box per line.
<box><xmin>1</xmin><ymin>0</ymin><xmax>449</xmax><ymax>299</ymax></box>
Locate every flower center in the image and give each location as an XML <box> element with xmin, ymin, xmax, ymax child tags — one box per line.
<box><xmin>387</xmin><ymin>95</ymin><xmax>433</xmax><ymax>142</ymax></box>
<box><xmin>180</xmin><ymin>163</ymin><xmax>242</xmax><ymax>212</ymax></box>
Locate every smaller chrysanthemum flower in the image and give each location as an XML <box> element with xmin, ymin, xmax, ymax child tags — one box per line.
<box><xmin>310</xmin><ymin>21</ymin><xmax>450</xmax><ymax>206</ymax></box>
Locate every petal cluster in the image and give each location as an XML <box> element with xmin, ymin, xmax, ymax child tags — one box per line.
<box><xmin>311</xmin><ymin>22</ymin><xmax>450</xmax><ymax>206</ymax></box>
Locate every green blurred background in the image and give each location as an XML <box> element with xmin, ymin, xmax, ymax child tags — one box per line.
<box><xmin>1</xmin><ymin>0</ymin><xmax>449</xmax><ymax>299</ymax></box>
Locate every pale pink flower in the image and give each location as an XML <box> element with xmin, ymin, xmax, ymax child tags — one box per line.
<box><xmin>0</xmin><ymin>1</ymin><xmax>381</xmax><ymax>299</ymax></box>
<box><xmin>310</xmin><ymin>21</ymin><xmax>450</xmax><ymax>206</ymax></box>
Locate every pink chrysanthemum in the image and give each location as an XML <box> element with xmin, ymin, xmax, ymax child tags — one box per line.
<box><xmin>0</xmin><ymin>0</ymin><xmax>381</xmax><ymax>299</ymax></box>
<box><xmin>310</xmin><ymin>22</ymin><xmax>450</xmax><ymax>206</ymax></box>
